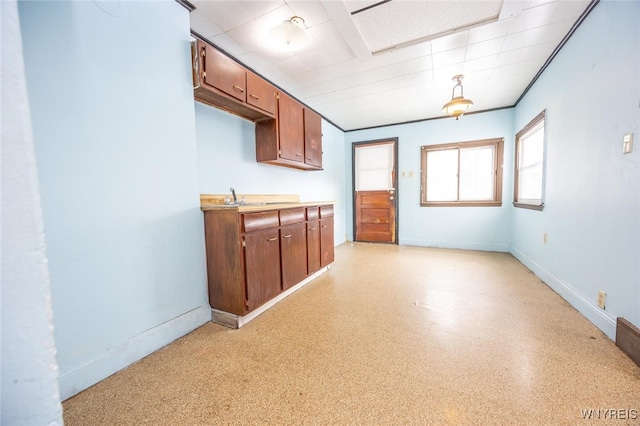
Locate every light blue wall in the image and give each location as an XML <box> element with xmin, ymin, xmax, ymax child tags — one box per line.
<box><xmin>19</xmin><ymin>0</ymin><xmax>210</xmax><ymax>399</ymax></box>
<box><xmin>194</xmin><ymin>103</ymin><xmax>348</xmax><ymax>245</ymax></box>
<box><xmin>346</xmin><ymin>109</ymin><xmax>514</xmax><ymax>252</ymax></box>
<box><xmin>510</xmin><ymin>0</ymin><xmax>640</xmax><ymax>337</ymax></box>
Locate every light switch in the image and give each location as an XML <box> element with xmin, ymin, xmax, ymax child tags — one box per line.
<box><xmin>623</xmin><ymin>132</ymin><xmax>633</xmax><ymax>154</ymax></box>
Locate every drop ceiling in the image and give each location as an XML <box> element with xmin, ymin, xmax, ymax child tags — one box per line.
<box><xmin>189</xmin><ymin>0</ymin><xmax>595</xmax><ymax>131</ymax></box>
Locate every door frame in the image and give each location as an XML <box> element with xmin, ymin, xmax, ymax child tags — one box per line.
<box><xmin>351</xmin><ymin>137</ymin><xmax>399</xmax><ymax>244</ymax></box>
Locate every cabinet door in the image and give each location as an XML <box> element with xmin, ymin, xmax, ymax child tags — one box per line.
<box><xmin>278</xmin><ymin>93</ymin><xmax>304</xmax><ymax>163</ymax></box>
<box><xmin>203</xmin><ymin>44</ymin><xmax>246</xmax><ymax>102</ymax></box>
<box><xmin>244</xmin><ymin>228</ymin><xmax>281</xmax><ymax>311</ymax></box>
<box><xmin>247</xmin><ymin>72</ymin><xmax>276</xmax><ymax>115</ymax></box>
<box><xmin>280</xmin><ymin>223</ymin><xmax>307</xmax><ymax>290</ymax></box>
<box><xmin>304</xmin><ymin>108</ymin><xmax>322</xmax><ymax>168</ymax></box>
<box><xmin>307</xmin><ymin>219</ymin><xmax>320</xmax><ymax>275</ymax></box>
<box><xmin>320</xmin><ymin>217</ymin><xmax>334</xmax><ymax>268</ymax></box>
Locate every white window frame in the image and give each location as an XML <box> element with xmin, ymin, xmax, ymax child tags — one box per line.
<box><xmin>514</xmin><ymin>110</ymin><xmax>546</xmax><ymax>210</ymax></box>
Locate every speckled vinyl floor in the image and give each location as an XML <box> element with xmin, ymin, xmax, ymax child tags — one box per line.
<box><xmin>63</xmin><ymin>243</ymin><xmax>640</xmax><ymax>425</ymax></box>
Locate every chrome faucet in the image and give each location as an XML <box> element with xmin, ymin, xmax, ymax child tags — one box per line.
<box><xmin>230</xmin><ymin>187</ymin><xmax>237</xmax><ymax>204</ymax></box>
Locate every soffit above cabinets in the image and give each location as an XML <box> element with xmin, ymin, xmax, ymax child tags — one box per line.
<box><xmin>189</xmin><ymin>0</ymin><xmax>596</xmax><ymax>131</ymax></box>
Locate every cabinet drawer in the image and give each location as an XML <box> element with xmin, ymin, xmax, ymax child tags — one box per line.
<box><xmin>203</xmin><ymin>45</ymin><xmax>246</xmax><ymax>102</ymax></box>
<box><xmin>306</xmin><ymin>207</ymin><xmax>319</xmax><ymax>220</ymax></box>
<box><xmin>320</xmin><ymin>205</ymin><xmax>334</xmax><ymax>218</ymax></box>
<box><xmin>246</xmin><ymin>71</ymin><xmax>276</xmax><ymax>115</ymax></box>
<box><xmin>279</xmin><ymin>208</ymin><xmax>306</xmax><ymax>225</ymax></box>
<box><xmin>242</xmin><ymin>211</ymin><xmax>279</xmax><ymax>233</ymax></box>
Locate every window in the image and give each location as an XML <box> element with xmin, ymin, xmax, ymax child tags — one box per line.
<box><xmin>420</xmin><ymin>138</ymin><xmax>504</xmax><ymax>206</ymax></box>
<box><xmin>514</xmin><ymin>110</ymin><xmax>545</xmax><ymax>210</ymax></box>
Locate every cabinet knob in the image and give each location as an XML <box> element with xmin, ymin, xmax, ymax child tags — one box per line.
<box><xmin>283</xmin><ymin>234</ymin><xmax>292</xmax><ymax>239</ymax></box>
<box><xmin>267</xmin><ymin>236</ymin><xmax>278</xmax><ymax>242</ymax></box>
<box><xmin>233</xmin><ymin>85</ymin><xmax>245</xmax><ymax>93</ymax></box>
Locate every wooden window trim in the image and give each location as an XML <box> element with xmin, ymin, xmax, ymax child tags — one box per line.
<box><xmin>420</xmin><ymin>138</ymin><xmax>504</xmax><ymax>207</ymax></box>
<box><xmin>514</xmin><ymin>110</ymin><xmax>545</xmax><ymax>210</ymax></box>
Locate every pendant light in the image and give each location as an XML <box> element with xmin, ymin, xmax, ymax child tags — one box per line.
<box><xmin>442</xmin><ymin>74</ymin><xmax>474</xmax><ymax>120</ymax></box>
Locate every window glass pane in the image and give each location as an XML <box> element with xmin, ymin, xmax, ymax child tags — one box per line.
<box><xmin>517</xmin><ymin>120</ymin><xmax>544</xmax><ymax>203</ymax></box>
<box><xmin>519</xmin><ymin>162</ymin><xmax>543</xmax><ymax>200</ymax></box>
<box><xmin>355</xmin><ymin>143</ymin><xmax>394</xmax><ymax>191</ymax></box>
<box><xmin>459</xmin><ymin>146</ymin><xmax>494</xmax><ymax>200</ymax></box>
<box><xmin>426</xmin><ymin>149</ymin><xmax>457</xmax><ymax>201</ymax></box>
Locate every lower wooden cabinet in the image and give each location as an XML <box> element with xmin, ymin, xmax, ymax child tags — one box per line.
<box><xmin>320</xmin><ymin>205</ymin><xmax>335</xmax><ymax>267</ymax></box>
<box><xmin>306</xmin><ymin>207</ymin><xmax>321</xmax><ymax>275</ymax></box>
<box><xmin>244</xmin><ymin>227</ymin><xmax>281</xmax><ymax>311</ymax></box>
<box><xmin>203</xmin><ymin>204</ymin><xmax>334</xmax><ymax>316</ymax></box>
<box><xmin>280</xmin><ymin>208</ymin><xmax>307</xmax><ymax>290</ymax></box>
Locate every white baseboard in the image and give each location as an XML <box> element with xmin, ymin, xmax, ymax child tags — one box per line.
<box><xmin>510</xmin><ymin>246</ymin><xmax>616</xmax><ymax>340</ymax></box>
<box><xmin>58</xmin><ymin>304</ymin><xmax>211</xmax><ymax>400</ymax></box>
<box><xmin>400</xmin><ymin>239</ymin><xmax>510</xmax><ymax>253</ymax></box>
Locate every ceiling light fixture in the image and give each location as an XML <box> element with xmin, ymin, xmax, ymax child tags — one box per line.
<box><xmin>269</xmin><ymin>16</ymin><xmax>309</xmax><ymax>51</ymax></box>
<box><xmin>442</xmin><ymin>74</ymin><xmax>474</xmax><ymax>120</ymax></box>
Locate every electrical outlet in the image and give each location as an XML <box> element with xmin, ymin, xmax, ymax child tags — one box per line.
<box><xmin>597</xmin><ymin>290</ymin><xmax>606</xmax><ymax>309</ymax></box>
<box><xmin>623</xmin><ymin>132</ymin><xmax>633</xmax><ymax>154</ymax></box>
<box><xmin>543</xmin><ymin>233</ymin><xmax>548</xmax><ymax>244</ymax></box>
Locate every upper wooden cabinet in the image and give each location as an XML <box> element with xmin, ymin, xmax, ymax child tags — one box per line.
<box><xmin>304</xmin><ymin>108</ymin><xmax>322</xmax><ymax>168</ymax></box>
<box><xmin>193</xmin><ymin>40</ymin><xmax>275</xmax><ymax>121</ymax></box>
<box><xmin>192</xmin><ymin>39</ymin><xmax>322</xmax><ymax>170</ymax></box>
<box><xmin>255</xmin><ymin>92</ymin><xmax>323</xmax><ymax>171</ymax></box>
<box><xmin>278</xmin><ymin>93</ymin><xmax>305</xmax><ymax>163</ymax></box>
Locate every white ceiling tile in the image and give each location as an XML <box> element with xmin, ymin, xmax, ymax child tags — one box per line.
<box><xmin>496</xmin><ymin>40</ymin><xmax>557</xmax><ymax>67</ymax></box>
<box><xmin>432</xmin><ymin>46</ymin><xmax>466</xmax><ymax>69</ymax></box>
<box><xmin>194</xmin><ymin>0</ymin><xmax>253</xmax><ymax>32</ymax></box>
<box><xmin>190</xmin><ymin>10</ymin><xmax>224</xmax><ymax>38</ymax></box>
<box><xmin>432</xmin><ymin>65</ymin><xmax>466</xmax><ymax>85</ymax></box>
<box><xmin>306</xmin><ymin>20</ymin><xmax>349</xmax><ymax>48</ymax></box>
<box><xmin>322</xmin><ymin>43</ymin><xmax>356</xmax><ymax>66</ymax></box>
<box><xmin>292</xmin><ymin>48</ymin><xmax>338</xmax><ymax>71</ymax></box>
<box><xmin>553</xmin><ymin>0</ymin><xmax>592</xmax><ymax>22</ymax></box>
<box><xmin>501</xmin><ymin>21</ymin><xmax>571</xmax><ymax>52</ymax></box>
<box><xmin>465</xmin><ymin>37</ymin><xmax>504</xmax><ymax>61</ymax></box>
<box><xmin>276</xmin><ymin>55</ymin><xmax>313</xmax><ymax>75</ymax></box>
<box><xmin>507</xmin><ymin>0</ymin><xmax>563</xmax><ymax>34</ymax></box>
<box><xmin>287</xmin><ymin>0</ymin><xmax>332</xmax><ymax>27</ymax></box>
<box><xmin>463</xmin><ymin>55</ymin><xmax>499</xmax><ymax>73</ymax></box>
<box><xmin>467</xmin><ymin>19</ymin><xmax>511</xmax><ymax>44</ymax></box>
<box><xmin>490</xmin><ymin>58</ymin><xmax>543</xmax><ymax>81</ymax></box>
<box><xmin>207</xmin><ymin>32</ymin><xmax>250</xmax><ymax>56</ymax></box>
<box><xmin>431</xmin><ymin>31</ymin><xmax>469</xmax><ymax>54</ymax></box>
<box><xmin>236</xmin><ymin>1</ymin><xmax>283</xmax><ymax>19</ymax></box>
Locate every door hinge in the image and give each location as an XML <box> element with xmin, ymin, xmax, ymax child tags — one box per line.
<box><xmin>242</xmin><ymin>239</ymin><xmax>246</xmax><ymax>248</ymax></box>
